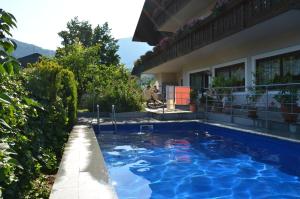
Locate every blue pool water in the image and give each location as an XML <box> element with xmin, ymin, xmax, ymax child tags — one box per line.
<box><xmin>96</xmin><ymin>123</ymin><xmax>300</xmax><ymax>199</ymax></box>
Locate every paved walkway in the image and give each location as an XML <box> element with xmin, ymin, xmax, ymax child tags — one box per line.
<box><xmin>50</xmin><ymin>124</ymin><xmax>118</xmax><ymax>199</ymax></box>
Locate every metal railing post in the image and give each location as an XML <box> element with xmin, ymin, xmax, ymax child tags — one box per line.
<box><xmin>162</xmin><ymin>97</ymin><xmax>165</xmax><ymax>120</ymax></box>
<box><xmin>231</xmin><ymin>87</ymin><xmax>234</xmax><ymax>123</ymax></box>
<box><xmin>291</xmin><ymin>88</ymin><xmax>294</xmax><ymax>114</ymax></box>
<box><xmin>199</xmin><ymin>83</ymin><xmax>300</xmax><ymax>134</ymax></box>
<box><xmin>97</xmin><ymin>104</ymin><xmax>100</xmax><ymax>125</ymax></box>
<box><xmin>205</xmin><ymin>91</ymin><xmax>208</xmax><ymax>121</ymax></box>
<box><xmin>111</xmin><ymin>104</ymin><xmax>114</xmax><ymax>124</ymax></box>
<box><xmin>97</xmin><ymin>104</ymin><xmax>100</xmax><ymax>132</ymax></box>
<box><xmin>92</xmin><ymin>87</ymin><xmax>95</xmax><ymax>114</ymax></box>
<box><xmin>265</xmin><ymin>86</ymin><xmax>269</xmax><ymax>130</ymax></box>
<box><xmin>112</xmin><ymin>105</ymin><xmax>117</xmax><ymax>133</ymax></box>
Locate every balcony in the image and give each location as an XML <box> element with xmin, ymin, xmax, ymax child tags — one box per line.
<box><xmin>152</xmin><ymin>0</ymin><xmax>192</xmax><ymax>29</ymax></box>
<box><xmin>132</xmin><ymin>0</ymin><xmax>300</xmax><ymax>76</ymax></box>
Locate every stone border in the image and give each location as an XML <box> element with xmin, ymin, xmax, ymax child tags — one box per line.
<box><xmin>50</xmin><ymin>124</ymin><xmax>118</xmax><ymax>199</ymax></box>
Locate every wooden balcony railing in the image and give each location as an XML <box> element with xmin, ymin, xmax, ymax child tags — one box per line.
<box><xmin>133</xmin><ymin>0</ymin><xmax>300</xmax><ymax>76</ymax></box>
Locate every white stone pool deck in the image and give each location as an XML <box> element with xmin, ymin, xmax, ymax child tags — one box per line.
<box><xmin>50</xmin><ymin>125</ymin><xmax>118</xmax><ymax>199</ymax></box>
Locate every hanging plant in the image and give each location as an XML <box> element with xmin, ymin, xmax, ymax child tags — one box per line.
<box><xmin>158</xmin><ymin>37</ymin><xmax>173</xmax><ymax>50</ymax></box>
<box><xmin>212</xmin><ymin>0</ymin><xmax>230</xmax><ymax>16</ymax></box>
<box><xmin>174</xmin><ymin>17</ymin><xmax>203</xmax><ymax>40</ymax></box>
<box><xmin>153</xmin><ymin>45</ymin><xmax>161</xmax><ymax>54</ymax></box>
<box><xmin>145</xmin><ymin>51</ymin><xmax>154</xmax><ymax>59</ymax></box>
<box><xmin>134</xmin><ymin>59</ymin><xmax>142</xmax><ymax>67</ymax></box>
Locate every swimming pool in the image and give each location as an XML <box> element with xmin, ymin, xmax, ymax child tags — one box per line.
<box><xmin>95</xmin><ymin>122</ymin><xmax>300</xmax><ymax>199</ymax></box>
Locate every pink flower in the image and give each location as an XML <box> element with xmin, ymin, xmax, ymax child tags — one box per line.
<box><xmin>158</xmin><ymin>37</ymin><xmax>172</xmax><ymax>49</ymax></box>
<box><xmin>215</xmin><ymin>0</ymin><xmax>230</xmax><ymax>9</ymax></box>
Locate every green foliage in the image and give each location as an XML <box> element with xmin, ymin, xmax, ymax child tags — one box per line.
<box><xmin>24</xmin><ymin>175</ymin><xmax>53</xmax><ymax>199</ymax></box>
<box><xmin>25</xmin><ymin>58</ymin><xmax>77</xmax><ymax>129</ymax></box>
<box><xmin>0</xmin><ymin>9</ymin><xmax>77</xmax><ymax>198</ymax></box>
<box><xmin>212</xmin><ymin>75</ymin><xmax>244</xmax><ymax>88</ymax></box>
<box><xmin>56</xmin><ymin>19</ymin><xmax>143</xmax><ymax>113</ymax></box>
<box><xmin>0</xmin><ymin>74</ymin><xmax>41</xmax><ymax>198</ymax></box>
<box><xmin>93</xmin><ymin>23</ymin><xmax>120</xmax><ymax>66</ymax></box>
<box><xmin>83</xmin><ymin>65</ymin><xmax>143</xmax><ymax>112</ymax></box>
<box><xmin>246</xmin><ymin>86</ymin><xmax>264</xmax><ymax>107</ymax></box>
<box><xmin>0</xmin><ymin>9</ymin><xmax>19</xmax><ymax>76</ymax></box>
<box><xmin>190</xmin><ymin>89</ymin><xmax>198</xmax><ymax>104</ymax></box>
<box><xmin>0</xmin><ymin>60</ymin><xmax>77</xmax><ymax>198</ymax></box>
<box><xmin>58</xmin><ymin>17</ymin><xmax>93</xmax><ymax>47</ymax></box>
<box><xmin>212</xmin><ymin>76</ymin><xmax>232</xmax><ymax>97</ymax></box>
<box><xmin>56</xmin><ymin>41</ymin><xmax>143</xmax><ymax>113</ymax></box>
<box><xmin>56</xmin><ymin>42</ymin><xmax>99</xmax><ymax>102</ymax></box>
<box><xmin>139</xmin><ymin>75</ymin><xmax>155</xmax><ymax>89</ymax></box>
<box><xmin>0</xmin><ymin>10</ymin><xmax>34</xmax><ymax>198</ymax></box>
<box><xmin>273</xmin><ymin>74</ymin><xmax>299</xmax><ymax>109</ymax></box>
<box><xmin>58</xmin><ymin>17</ymin><xmax>120</xmax><ymax>65</ymax></box>
<box><xmin>246</xmin><ymin>73</ymin><xmax>265</xmax><ymax>107</ymax></box>
<box><xmin>56</xmin><ymin>69</ymin><xmax>78</xmax><ymax>126</ymax></box>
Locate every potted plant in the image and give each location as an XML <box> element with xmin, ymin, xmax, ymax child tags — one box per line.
<box><xmin>246</xmin><ymin>87</ymin><xmax>263</xmax><ymax>119</ymax></box>
<box><xmin>274</xmin><ymin>88</ymin><xmax>299</xmax><ymax>123</ymax></box>
<box><xmin>212</xmin><ymin>76</ymin><xmax>234</xmax><ymax>113</ymax></box>
<box><xmin>212</xmin><ymin>0</ymin><xmax>230</xmax><ymax>16</ymax></box>
<box><xmin>273</xmin><ymin>74</ymin><xmax>300</xmax><ymax>123</ymax></box>
<box><xmin>247</xmin><ymin>97</ymin><xmax>257</xmax><ymax>118</ymax></box>
<box><xmin>245</xmin><ymin>71</ymin><xmax>266</xmax><ymax>119</ymax></box>
<box><xmin>190</xmin><ymin>89</ymin><xmax>198</xmax><ymax>112</ymax></box>
<box><xmin>199</xmin><ymin>94</ymin><xmax>214</xmax><ymax>111</ymax></box>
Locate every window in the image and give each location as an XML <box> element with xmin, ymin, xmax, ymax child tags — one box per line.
<box><xmin>190</xmin><ymin>71</ymin><xmax>209</xmax><ymax>91</ymax></box>
<box><xmin>215</xmin><ymin>63</ymin><xmax>245</xmax><ymax>87</ymax></box>
<box><xmin>256</xmin><ymin>50</ymin><xmax>300</xmax><ymax>85</ymax></box>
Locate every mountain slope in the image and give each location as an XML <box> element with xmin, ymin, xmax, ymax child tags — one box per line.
<box><xmin>12</xmin><ymin>38</ymin><xmax>151</xmax><ymax>69</ymax></box>
<box><xmin>12</xmin><ymin>40</ymin><xmax>55</xmax><ymax>58</ymax></box>
<box><xmin>117</xmin><ymin>37</ymin><xmax>152</xmax><ymax>69</ymax></box>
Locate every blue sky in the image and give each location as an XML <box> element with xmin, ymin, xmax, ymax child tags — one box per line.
<box><xmin>2</xmin><ymin>0</ymin><xmax>145</xmax><ymax>50</ymax></box>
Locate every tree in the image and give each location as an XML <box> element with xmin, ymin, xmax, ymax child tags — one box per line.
<box><xmin>57</xmin><ymin>18</ymin><xmax>143</xmax><ymax>111</ymax></box>
<box><xmin>0</xmin><ymin>9</ymin><xmax>20</xmax><ymax>75</ymax></box>
<box><xmin>84</xmin><ymin>65</ymin><xmax>143</xmax><ymax>112</ymax></box>
<box><xmin>58</xmin><ymin>17</ymin><xmax>93</xmax><ymax>47</ymax></box>
<box><xmin>58</xmin><ymin>18</ymin><xmax>120</xmax><ymax>66</ymax></box>
<box><xmin>93</xmin><ymin>23</ymin><xmax>120</xmax><ymax>65</ymax></box>
<box><xmin>56</xmin><ymin>42</ymin><xmax>100</xmax><ymax>102</ymax></box>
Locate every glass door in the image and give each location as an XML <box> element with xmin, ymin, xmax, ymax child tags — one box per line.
<box><xmin>190</xmin><ymin>70</ymin><xmax>209</xmax><ymax>92</ymax></box>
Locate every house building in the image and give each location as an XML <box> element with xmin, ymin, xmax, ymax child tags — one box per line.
<box><xmin>18</xmin><ymin>53</ymin><xmax>42</xmax><ymax>68</ymax></box>
<box><xmin>132</xmin><ymin>0</ymin><xmax>300</xmax><ymax>92</ymax></box>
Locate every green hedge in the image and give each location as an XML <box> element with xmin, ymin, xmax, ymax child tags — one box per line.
<box><xmin>0</xmin><ymin>74</ymin><xmax>39</xmax><ymax>198</ymax></box>
<box><xmin>0</xmin><ymin>9</ymin><xmax>77</xmax><ymax>198</ymax></box>
<box><xmin>0</xmin><ymin>59</ymin><xmax>77</xmax><ymax>198</ymax></box>
<box><xmin>25</xmin><ymin>59</ymin><xmax>77</xmax><ymax>157</ymax></box>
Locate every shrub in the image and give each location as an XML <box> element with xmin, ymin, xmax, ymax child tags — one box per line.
<box><xmin>25</xmin><ymin>59</ymin><xmax>77</xmax><ymax>126</ymax></box>
<box><xmin>82</xmin><ymin>65</ymin><xmax>143</xmax><ymax>112</ymax></box>
<box><xmin>0</xmin><ymin>74</ymin><xmax>42</xmax><ymax>198</ymax></box>
<box><xmin>0</xmin><ymin>60</ymin><xmax>77</xmax><ymax>198</ymax></box>
<box><xmin>0</xmin><ymin>9</ymin><xmax>77</xmax><ymax>198</ymax></box>
<box><xmin>25</xmin><ymin>59</ymin><xmax>77</xmax><ymax>157</ymax></box>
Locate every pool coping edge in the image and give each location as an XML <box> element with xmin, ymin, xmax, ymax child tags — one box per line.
<box><xmin>49</xmin><ymin>124</ymin><xmax>118</xmax><ymax>199</ymax></box>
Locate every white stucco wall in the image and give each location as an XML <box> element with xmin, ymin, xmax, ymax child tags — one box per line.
<box><xmin>183</xmin><ymin>44</ymin><xmax>300</xmax><ymax>88</ymax></box>
<box><xmin>178</xmin><ymin>11</ymin><xmax>300</xmax><ymax>87</ymax></box>
<box><xmin>154</xmin><ymin>72</ymin><xmax>181</xmax><ymax>89</ymax></box>
<box><xmin>146</xmin><ymin>10</ymin><xmax>300</xmax><ymax>98</ymax></box>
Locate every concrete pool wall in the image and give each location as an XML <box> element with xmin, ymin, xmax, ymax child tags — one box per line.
<box><xmin>50</xmin><ymin>124</ymin><xmax>118</xmax><ymax>199</ymax></box>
